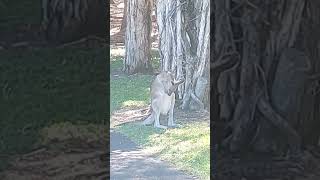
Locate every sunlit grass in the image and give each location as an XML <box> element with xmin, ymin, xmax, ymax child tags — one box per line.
<box><xmin>116</xmin><ymin>121</ymin><xmax>210</xmax><ymax>179</ymax></box>
<box><xmin>110</xmin><ymin>56</ymin><xmax>123</xmax><ymax>68</ymax></box>
<box><xmin>110</xmin><ymin>47</ymin><xmax>125</xmax><ymax>57</ymax></box>
<box><xmin>39</xmin><ymin>122</ymin><xmax>108</xmax><ymax>146</ymax></box>
<box><xmin>110</xmin><ymin>75</ymin><xmax>152</xmax><ymax>112</ymax></box>
<box><xmin>110</xmin><ymin>55</ymin><xmax>153</xmax><ymax>112</ymax></box>
<box><xmin>121</xmin><ymin>100</ymin><xmax>148</xmax><ymax>108</ymax></box>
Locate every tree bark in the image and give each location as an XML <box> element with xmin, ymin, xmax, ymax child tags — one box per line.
<box><xmin>213</xmin><ymin>0</ymin><xmax>320</xmax><ymax>156</ymax></box>
<box><xmin>120</xmin><ymin>0</ymin><xmax>127</xmax><ymax>32</ymax></box>
<box><xmin>123</xmin><ymin>0</ymin><xmax>153</xmax><ymax>74</ymax></box>
<box><xmin>156</xmin><ymin>0</ymin><xmax>210</xmax><ymax>110</ymax></box>
<box><xmin>297</xmin><ymin>0</ymin><xmax>320</xmax><ymax>147</ymax></box>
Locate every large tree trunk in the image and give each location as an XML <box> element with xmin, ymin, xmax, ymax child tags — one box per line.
<box><xmin>213</xmin><ymin>1</ymin><xmax>320</xmax><ymax>178</ymax></box>
<box><xmin>119</xmin><ymin>0</ymin><xmax>127</xmax><ymax>32</ymax></box>
<box><xmin>123</xmin><ymin>0</ymin><xmax>153</xmax><ymax>74</ymax></box>
<box><xmin>297</xmin><ymin>0</ymin><xmax>320</xmax><ymax>148</ymax></box>
<box><xmin>213</xmin><ymin>0</ymin><xmax>320</xmax><ymax>156</ymax></box>
<box><xmin>41</xmin><ymin>0</ymin><xmax>106</xmax><ymax>43</ymax></box>
<box><xmin>156</xmin><ymin>0</ymin><xmax>210</xmax><ymax>110</ymax></box>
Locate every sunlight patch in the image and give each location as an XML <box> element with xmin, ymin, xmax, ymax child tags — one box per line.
<box><xmin>39</xmin><ymin>122</ymin><xmax>107</xmax><ymax>145</ymax></box>
<box><xmin>121</xmin><ymin>100</ymin><xmax>147</xmax><ymax>108</ymax></box>
<box><xmin>111</xmin><ymin>47</ymin><xmax>125</xmax><ymax>57</ymax></box>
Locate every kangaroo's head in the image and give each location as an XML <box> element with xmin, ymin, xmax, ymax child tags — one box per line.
<box><xmin>158</xmin><ymin>71</ymin><xmax>185</xmax><ymax>96</ymax></box>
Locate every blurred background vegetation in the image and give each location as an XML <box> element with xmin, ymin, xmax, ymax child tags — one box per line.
<box><xmin>0</xmin><ymin>0</ymin><xmax>108</xmax><ymax>170</ymax></box>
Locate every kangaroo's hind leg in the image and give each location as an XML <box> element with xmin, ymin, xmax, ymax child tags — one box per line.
<box><xmin>142</xmin><ymin>112</ymin><xmax>155</xmax><ymax>125</ymax></box>
<box><xmin>168</xmin><ymin>93</ymin><xmax>178</xmax><ymax>127</ymax></box>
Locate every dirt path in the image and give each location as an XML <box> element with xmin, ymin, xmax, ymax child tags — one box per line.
<box><xmin>110</xmin><ymin>129</ymin><xmax>198</xmax><ymax>180</ymax></box>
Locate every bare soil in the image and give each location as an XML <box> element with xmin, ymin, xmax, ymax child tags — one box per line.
<box><xmin>111</xmin><ymin>103</ymin><xmax>210</xmax><ymax>128</ymax></box>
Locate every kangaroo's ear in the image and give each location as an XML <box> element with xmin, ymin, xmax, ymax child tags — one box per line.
<box><xmin>167</xmin><ymin>71</ymin><xmax>175</xmax><ymax>79</ymax></box>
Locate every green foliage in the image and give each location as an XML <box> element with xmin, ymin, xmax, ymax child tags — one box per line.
<box><xmin>116</xmin><ymin>122</ymin><xmax>166</xmax><ymax>145</ymax></box>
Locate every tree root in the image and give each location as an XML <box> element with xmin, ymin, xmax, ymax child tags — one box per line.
<box><xmin>1</xmin><ymin>138</ymin><xmax>108</xmax><ymax>180</ymax></box>
<box><xmin>257</xmin><ymin>97</ymin><xmax>302</xmax><ymax>155</ymax></box>
<box><xmin>216</xmin><ymin>149</ymin><xmax>320</xmax><ymax>180</ymax></box>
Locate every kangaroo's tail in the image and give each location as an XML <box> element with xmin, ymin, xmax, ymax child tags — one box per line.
<box><xmin>142</xmin><ymin>112</ymin><xmax>154</xmax><ymax>125</ymax></box>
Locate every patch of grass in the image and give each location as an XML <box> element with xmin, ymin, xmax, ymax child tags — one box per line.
<box><xmin>151</xmin><ymin>48</ymin><xmax>160</xmax><ymax>70</ymax></box>
<box><xmin>110</xmin><ymin>75</ymin><xmax>152</xmax><ymax>112</ymax></box>
<box><xmin>110</xmin><ymin>55</ymin><xmax>153</xmax><ymax>112</ymax></box>
<box><xmin>39</xmin><ymin>122</ymin><xmax>108</xmax><ymax>146</ymax></box>
<box><xmin>122</xmin><ymin>100</ymin><xmax>148</xmax><ymax>108</ymax></box>
<box><xmin>110</xmin><ymin>56</ymin><xmax>123</xmax><ymax>69</ymax></box>
<box><xmin>110</xmin><ymin>48</ymin><xmax>160</xmax><ymax>76</ymax></box>
<box><xmin>0</xmin><ymin>47</ymin><xmax>107</xmax><ymax>170</ymax></box>
<box><xmin>116</xmin><ymin>121</ymin><xmax>210</xmax><ymax>179</ymax></box>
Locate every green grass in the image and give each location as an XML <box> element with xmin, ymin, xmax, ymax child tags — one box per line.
<box><xmin>109</xmin><ymin>49</ymin><xmax>160</xmax><ymax>112</ymax></box>
<box><xmin>151</xmin><ymin>48</ymin><xmax>161</xmax><ymax>70</ymax></box>
<box><xmin>0</xmin><ymin>47</ymin><xmax>108</xmax><ymax>170</ymax></box>
<box><xmin>116</xmin><ymin>122</ymin><xmax>210</xmax><ymax>179</ymax></box>
<box><xmin>39</xmin><ymin>122</ymin><xmax>108</xmax><ymax>146</ymax></box>
<box><xmin>110</xmin><ymin>75</ymin><xmax>152</xmax><ymax>112</ymax></box>
<box><xmin>110</xmin><ymin>55</ymin><xmax>153</xmax><ymax>112</ymax></box>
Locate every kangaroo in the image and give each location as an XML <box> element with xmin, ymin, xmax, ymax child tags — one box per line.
<box><xmin>143</xmin><ymin>71</ymin><xmax>184</xmax><ymax>129</ymax></box>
